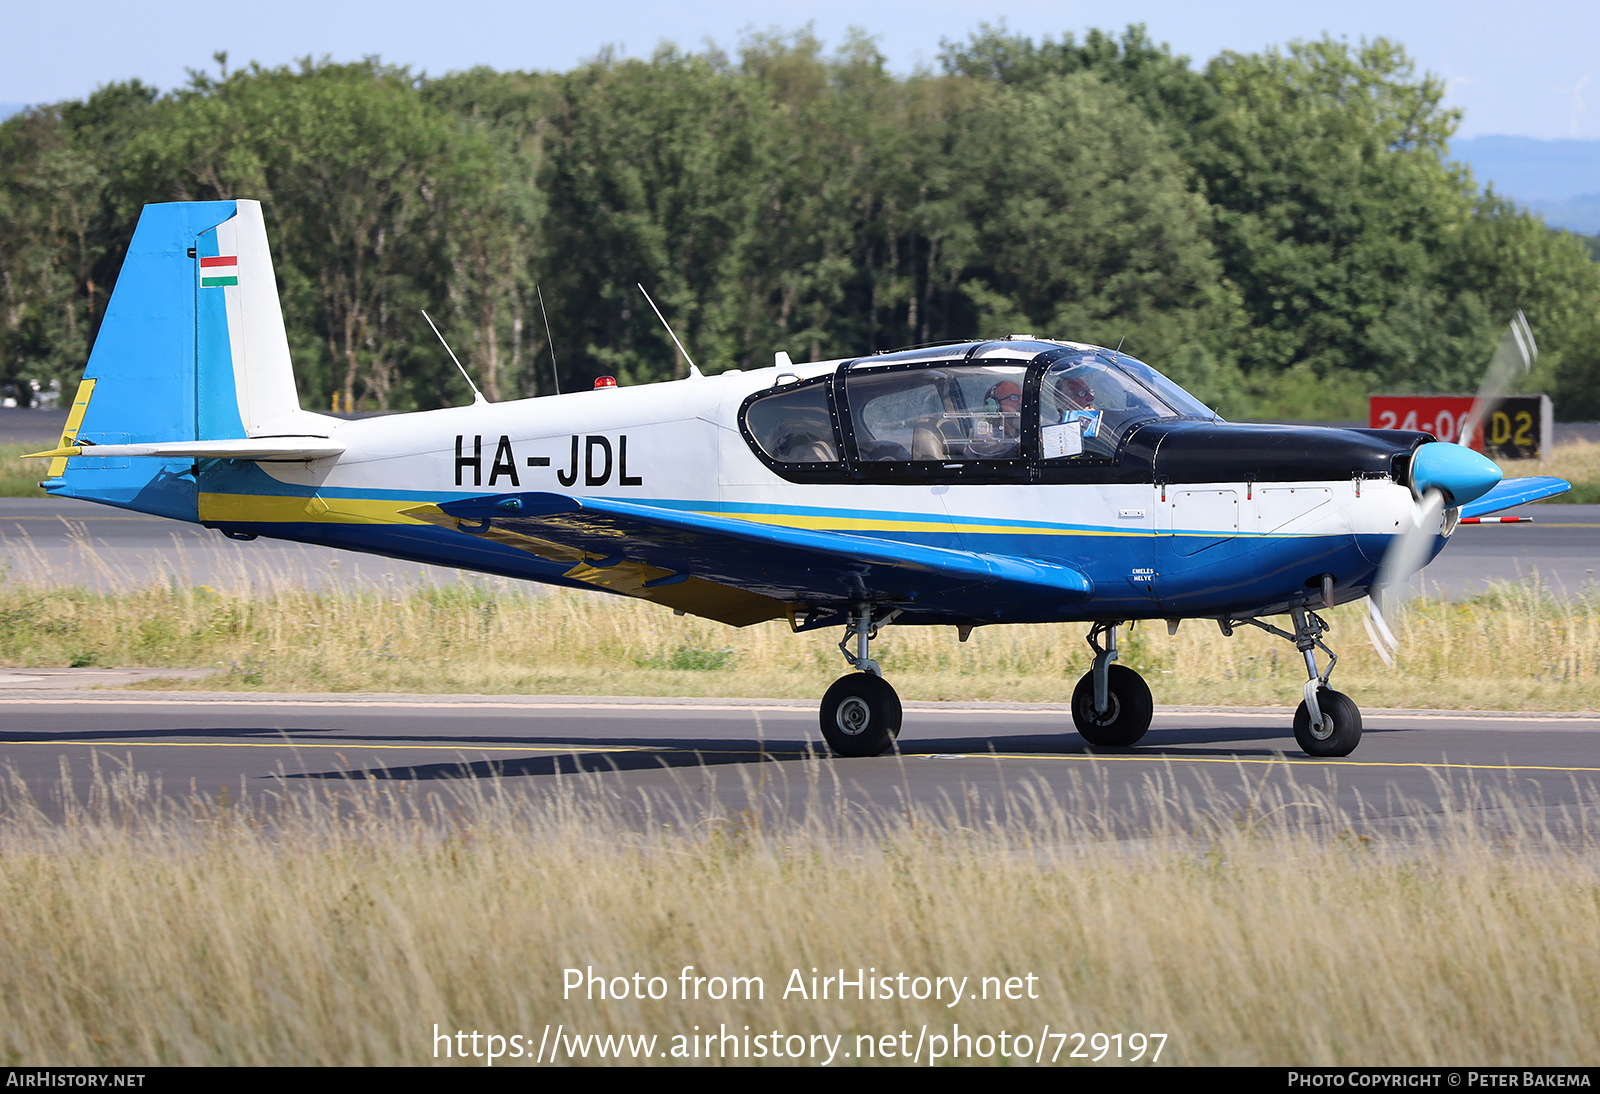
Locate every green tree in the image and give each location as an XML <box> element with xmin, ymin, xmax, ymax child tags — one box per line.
<box><xmin>0</xmin><ymin>81</ymin><xmax>157</xmax><ymax>405</ymax></box>
<box><xmin>118</xmin><ymin>59</ymin><xmax>482</xmax><ymax>411</ymax></box>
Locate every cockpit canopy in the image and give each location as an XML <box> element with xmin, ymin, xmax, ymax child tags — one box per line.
<box><xmin>739</xmin><ymin>340</ymin><xmax>1216</xmax><ymax>482</ymax></box>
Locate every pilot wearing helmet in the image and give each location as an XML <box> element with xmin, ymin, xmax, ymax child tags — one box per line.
<box><xmin>968</xmin><ymin>379</ymin><xmax>1023</xmax><ymax>458</ymax></box>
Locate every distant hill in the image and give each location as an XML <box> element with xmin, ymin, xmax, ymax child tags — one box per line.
<box><xmin>1450</xmin><ymin>135</ymin><xmax>1600</xmax><ymax>233</ymax></box>
<box><xmin>1526</xmin><ymin>194</ymin><xmax>1600</xmax><ymax>235</ymax></box>
<box><xmin>0</xmin><ymin>104</ymin><xmax>28</xmax><ymax>121</ymax></box>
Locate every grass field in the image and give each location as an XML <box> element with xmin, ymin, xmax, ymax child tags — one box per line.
<box><xmin>0</xmin><ymin>444</ymin><xmax>45</xmax><ymax>496</ymax></box>
<box><xmin>0</xmin><ymin>555</ymin><xmax>1597</xmax><ymax>710</ymax></box>
<box><xmin>0</xmin><ymin>761</ymin><xmax>1594</xmax><ymax>1066</ymax></box>
<box><xmin>1497</xmin><ymin>438</ymin><xmax>1600</xmax><ymax>503</ymax></box>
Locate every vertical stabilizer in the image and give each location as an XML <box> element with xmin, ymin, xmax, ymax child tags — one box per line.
<box><xmin>43</xmin><ymin>199</ymin><xmax>306</xmax><ymax>519</ymax></box>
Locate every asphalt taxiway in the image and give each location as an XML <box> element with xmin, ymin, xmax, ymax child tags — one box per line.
<box><xmin>2</xmin><ymin>692</ymin><xmax>1595</xmax><ymax>838</ymax></box>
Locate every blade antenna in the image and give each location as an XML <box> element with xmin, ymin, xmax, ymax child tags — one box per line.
<box><xmin>637</xmin><ymin>283</ymin><xmax>704</xmax><ymax>378</ymax></box>
<box><xmin>422</xmin><ymin>309</ymin><xmax>488</xmax><ymax>405</ymax></box>
<box><xmin>536</xmin><ymin>284</ymin><xmax>561</xmax><ymax>396</ymax></box>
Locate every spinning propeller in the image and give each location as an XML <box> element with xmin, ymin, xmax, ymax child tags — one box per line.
<box><xmin>1363</xmin><ymin>312</ymin><xmax>1535</xmax><ymax>665</ymax></box>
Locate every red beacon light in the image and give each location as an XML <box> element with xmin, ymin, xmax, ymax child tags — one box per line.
<box><xmin>594</xmin><ymin>376</ymin><xmax>617</xmax><ymax>389</ymax></box>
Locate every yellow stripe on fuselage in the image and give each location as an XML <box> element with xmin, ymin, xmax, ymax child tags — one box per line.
<box><xmin>198</xmin><ymin>492</ymin><xmax>431</xmax><ymax>525</ymax></box>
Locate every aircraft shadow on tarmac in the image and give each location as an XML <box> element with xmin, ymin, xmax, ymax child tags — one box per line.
<box><xmin>277</xmin><ymin>726</ymin><xmax>1343</xmax><ymax>782</ymax></box>
<box><xmin>4</xmin><ymin>722</ymin><xmax>1377</xmax><ymax>782</ymax></box>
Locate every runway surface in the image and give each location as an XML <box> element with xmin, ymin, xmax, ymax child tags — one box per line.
<box><xmin>3</xmin><ymin>496</ymin><xmax>1596</xmax><ymax>597</ymax></box>
<box><xmin>2</xmin><ymin>693</ymin><xmax>1596</xmax><ymax>839</ymax></box>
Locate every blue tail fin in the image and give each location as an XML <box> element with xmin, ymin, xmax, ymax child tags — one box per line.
<box><xmin>44</xmin><ymin>200</ymin><xmax>304</xmax><ymax>519</ymax></box>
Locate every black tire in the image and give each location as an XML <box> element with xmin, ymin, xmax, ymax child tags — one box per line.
<box><xmin>1293</xmin><ymin>688</ymin><xmax>1362</xmax><ymax>757</ymax></box>
<box><xmin>819</xmin><ymin>673</ymin><xmax>901</xmax><ymax>757</ymax></box>
<box><xmin>1070</xmin><ymin>665</ymin><xmax>1153</xmax><ymax>747</ymax></box>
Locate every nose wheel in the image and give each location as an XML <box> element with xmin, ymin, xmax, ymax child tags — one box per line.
<box><xmin>1217</xmin><ymin>605</ymin><xmax>1364</xmax><ymax>757</ymax></box>
<box><xmin>1293</xmin><ymin>687</ymin><xmax>1362</xmax><ymax>757</ymax></box>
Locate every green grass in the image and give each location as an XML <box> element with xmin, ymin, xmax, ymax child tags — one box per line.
<box><xmin>0</xmin><ymin>560</ymin><xmax>1597</xmax><ymax>711</ymax></box>
<box><xmin>0</xmin><ymin>444</ymin><xmax>47</xmax><ymax>496</ymax></box>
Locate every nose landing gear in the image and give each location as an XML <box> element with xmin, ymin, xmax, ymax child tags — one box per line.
<box><xmin>1218</xmin><ymin>605</ymin><xmax>1363</xmax><ymax>757</ymax></box>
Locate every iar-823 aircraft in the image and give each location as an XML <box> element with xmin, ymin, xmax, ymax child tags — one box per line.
<box><xmin>29</xmin><ymin>201</ymin><xmax>1572</xmax><ymax>757</ymax></box>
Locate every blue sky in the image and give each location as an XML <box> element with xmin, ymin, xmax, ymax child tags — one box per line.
<box><xmin>2</xmin><ymin>0</ymin><xmax>1597</xmax><ymax>140</ymax></box>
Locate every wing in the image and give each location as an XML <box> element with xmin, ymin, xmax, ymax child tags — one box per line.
<box><xmin>1459</xmin><ymin>476</ymin><xmax>1571</xmax><ymax>519</ymax></box>
<box><xmin>404</xmin><ymin>492</ymin><xmax>1094</xmax><ymax>627</ymax></box>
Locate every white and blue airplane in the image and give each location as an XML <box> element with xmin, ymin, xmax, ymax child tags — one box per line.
<box><xmin>26</xmin><ymin>200</ymin><xmax>1572</xmax><ymax>758</ymax></box>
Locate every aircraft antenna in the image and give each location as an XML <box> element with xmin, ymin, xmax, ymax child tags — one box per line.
<box><xmin>1115</xmin><ymin>336</ymin><xmax>1126</xmax><ymax>353</ymax></box>
<box><xmin>637</xmin><ymin>283</ymin><xmax>705</xmax><ymax>378</ymax></box>
<box><xmin>536</xmin><ymin>284</ymin><xmax>561</xmax><ymax>396</ymax></box>
<box><xmin>422</xmin><ymin>309</ymin><xmax>488</xmax><ymax>405</ymax></box>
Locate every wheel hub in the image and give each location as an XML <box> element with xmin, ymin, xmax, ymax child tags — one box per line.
<box><xmin>835</xmin><ymin>696</ymin><xmax>871</xmax><ymax>736</ymax></box>
<box><xmin>1309</xmin><ymin>713</ymin><xmax>1335</xmax><ymax>741</ymax></box>
<box><xmin>1083</xmin><ymin>693</ymin><xmax>1121</xmax><ymax>727</ymax></box>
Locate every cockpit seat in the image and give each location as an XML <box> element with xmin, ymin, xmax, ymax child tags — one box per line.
<box><xmin>910</xmin><ymin>427</ymin><xmax>946</xmax><ymax>461</ymax></box>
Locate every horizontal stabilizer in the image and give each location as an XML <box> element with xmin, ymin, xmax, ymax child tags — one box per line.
<box><xmin>1459</xmin><ymin>476</ymin><xmax>1571</xmax><ymax>518</ymax></box>
<box><xmin>408</xmin><ymin>492</ymin><xmax>1095</xmax><ymax>625</ymax></box>
<box><xmin>25</xmin><ymin>437</ymin><xmax>344</xmax><ymax>462</ymax></box>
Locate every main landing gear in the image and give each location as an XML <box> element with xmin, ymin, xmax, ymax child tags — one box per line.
<box><xmin>1218</xmin><ymin>605</ymin><xmax>1362</xmax><ymax>757</ymax></box>
<box><xmin>1071</xmin><ymin>621</ymin><xmax>1154</xmax><ymax>747</ymax></box>
<box><xmin>819</xmin><ymin>604</ymin><xmax>903</xmax><ymax>757</ymax></box>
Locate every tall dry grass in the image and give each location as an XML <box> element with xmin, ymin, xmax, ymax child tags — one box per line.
<box><xmin>0</xmin><ymin>760</ymin><xmax>1595</xmax><ymax>1065</ymax></box>
<box><xmin>1498</xmin><ymin>437</ymin><xmax>1600</xmax><ymax>503</ymax></box>
<box><xmin>0</xmin><ymin>552</ymin><xmax>1596</xmax><ymax>709</ymax></box>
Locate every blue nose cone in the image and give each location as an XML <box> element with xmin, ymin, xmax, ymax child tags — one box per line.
<box><xmin>1409</xmin><ymin>442</ymin><xmax>1502</xmax><ymax>506</ymax></box>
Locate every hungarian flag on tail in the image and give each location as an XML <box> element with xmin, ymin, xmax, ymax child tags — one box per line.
<box><xmin>200</xmin><ymin>254</ymin><xmax>237</xmax><ymax>287</ymax></box>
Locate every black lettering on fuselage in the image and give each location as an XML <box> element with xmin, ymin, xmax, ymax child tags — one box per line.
<box><xmin>557</xmin><ymin>435</ymin><xmax>579</xmax><ymax>487</ymax></box>
<box><xmin>585</xmin><ymin>436</ymin><xmax>613</xmax><ymax>486</ymax></box>
<box><xmin>619</xmin><ymin>435</ymin><xmax>642</xmax><ymax>486</ymax></box>
<box><xmin>489</xmin><ymin>435</ymin><xmax>519</xmax><ymax>487</ymax></box>
<box><xmin>534</xmin><ymin>435</ymin><xmax>639</xmax><ymax>487</ymax></box>
<box><xmin>455</xmin><ymin>435</ymin><xmax>482</xmax><ymax>487</ymax></box>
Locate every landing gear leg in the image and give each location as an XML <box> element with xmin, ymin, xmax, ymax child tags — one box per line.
<box><xmin>1070</xmin><ymin>621</ymin><xmax>1152</xmax><ymax>747</ymax></box>
<box><xmin>818</xmin><ymin>604</ymin><xmax>902</xmax><ymax>757</ymax></box>
<box><xmin>1221</xmin><ymin>606</ymin><xmax>1362</xmax><ymax>757</ymax></box>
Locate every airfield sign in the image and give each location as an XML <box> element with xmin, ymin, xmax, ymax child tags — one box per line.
<box><xmin>1369</xmin><ymin>394</ymin><xmax>1553</xmax><ymax>459</ymax></box>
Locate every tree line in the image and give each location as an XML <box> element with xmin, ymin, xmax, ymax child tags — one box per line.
<box><xmin>3</xmin><ymin>26</ymin><xmax>1598</xmax><ymax>420</ymax></box>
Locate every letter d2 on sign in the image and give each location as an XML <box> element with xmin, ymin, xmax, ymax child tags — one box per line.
<box><xmin>1369</xmin><ymin>394</ymin><xmax>1553</xmax><ymax>460</ymax></box>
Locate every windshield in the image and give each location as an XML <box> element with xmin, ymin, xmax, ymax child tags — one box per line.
<box><xmin>1107</xmin><ymin>352</ymin><xmax>1216</xmax><ymax>420</ymax></box>
<box><xmin>1039</xmin><ymin>352</ymin><xmax>1209</xmax><ymax>460</ymax></box>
